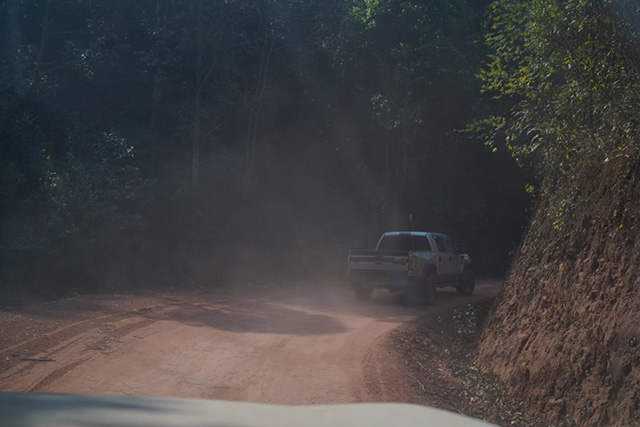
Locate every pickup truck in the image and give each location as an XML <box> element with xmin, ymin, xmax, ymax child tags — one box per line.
<box><xmin>347</xmin><ymin>231</ymin><xmax>474</xmax><ymax>304</ymax></box>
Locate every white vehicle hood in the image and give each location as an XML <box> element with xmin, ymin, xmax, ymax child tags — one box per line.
<box><xmin>0</xmin><ymin>392</ymin><xmax>493</xmax><ymax>427</ymax></box>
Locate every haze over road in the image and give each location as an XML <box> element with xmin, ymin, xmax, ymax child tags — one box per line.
<box><xmin>0</xmin><ymin>281</ymin><xmax>501</xmax><ymax>403</ymax></box>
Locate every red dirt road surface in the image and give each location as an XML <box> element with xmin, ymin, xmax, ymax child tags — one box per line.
<box><xmin>0</xmin><ymin>280</ymin><xmax>501</xmax><ymax>404</ymax></box>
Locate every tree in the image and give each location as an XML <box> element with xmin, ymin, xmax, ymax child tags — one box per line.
<box><xmin>3</xmin><ymin>0</ymin><xmax>24</xmax><ymax>95</ymax></box>
<box><xmin>338</xmin><ymin>0</ymin><xmax>486</xmax><ymax>220</ymax></box>
<box><xmin>477</xmin><ymin>0</ymin><xmax>640</xmax><ymax>180</ymax></box>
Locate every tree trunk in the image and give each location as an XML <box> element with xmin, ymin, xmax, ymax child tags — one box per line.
<box><xmin>5</xmin><ymin>0</ymin><xmax>24</xmax><ymax>96</ymax></box>
<box><xmin>192</xmin><ymin>0</ymin><xmax>203</xmax><ymax>192</ymax></box>
<box><xmin>150</xmin><ymin>0</ymin><xmax>166</xmax><ymax>138</ymax></box>
<box><xmin>385</xmin><ymin>126</ymin><xmax>391</xmax><ymax>198</ymax></box>
<box><xmin>33</xmin><ymin>0</ymin><xmax>52</xmax><ymax>82</ymax></box>
<box><xmin>245</xmin><ymin>33</ymin><xmax>274</xmax><ymax>182</ymax></box>
<box><xmin>192</xmin><ymin>83</ymin><xmax>201</xmax><ymax>192</ymax></box>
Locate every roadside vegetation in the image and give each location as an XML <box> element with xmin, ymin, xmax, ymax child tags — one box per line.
<box><xmin>473</xmin><ymin>0</ymin><xmax>640</xmax><ymax>198</ymax></box>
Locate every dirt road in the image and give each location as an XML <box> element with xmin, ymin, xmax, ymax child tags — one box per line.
<box><xmin>0</xmin><ymin>281</ymin><xmax>501</xmax><ymax>404</ymax></box>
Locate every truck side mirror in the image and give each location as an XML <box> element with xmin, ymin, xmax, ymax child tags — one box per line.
<box><xmin>455</xmin><ymin>246</ymin><xmax>466</xmax><ymax>254</ymax></box>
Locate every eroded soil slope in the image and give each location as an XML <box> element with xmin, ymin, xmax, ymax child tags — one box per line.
<box><xmin>478</xmin><ymin>157</ymin><xmax>640</xmax><ymax>426</ymax></box>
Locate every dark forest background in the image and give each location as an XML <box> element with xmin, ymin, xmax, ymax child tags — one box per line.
<box><xmin>1</xmin><ymin>0</ymin><xmax>534</xmax><ymax>296</ymax></box>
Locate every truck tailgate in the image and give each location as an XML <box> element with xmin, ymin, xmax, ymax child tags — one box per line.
<box><xmin>348</xmin><ymin>250</ymin><xmax>409</xmax><ymax>273</ymax></box>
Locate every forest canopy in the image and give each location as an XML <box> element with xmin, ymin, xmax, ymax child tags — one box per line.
<box><xmin>15</xmin><ymin>0</ymin><xmax>636</xmax><ymax>295</ymax></box>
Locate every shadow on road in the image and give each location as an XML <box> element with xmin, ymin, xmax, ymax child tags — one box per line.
<box><xmin>137</xmin><ymin>282</ymin><xmax>500</xmax><ymax>336</ymax></box>
<box><xmin>0</xmin><ymin>281</ymin><xmax>501</xmax><ymax>341</ymax></box>
<box><xmin>145</xmin><ymin>299</ymin><xmax>350</xmax><ymax>335</ymax></box>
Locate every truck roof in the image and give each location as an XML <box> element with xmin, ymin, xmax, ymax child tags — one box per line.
<box><xmin>381</xmin><ymin>231</ymin><xmax>444</xmax><ymax>237</ymax></box>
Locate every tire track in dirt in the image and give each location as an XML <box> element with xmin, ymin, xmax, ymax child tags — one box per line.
<box><xmin>28</xmin><ymin>358</ymin><xmax>92</xmax><ymax>392</ymax></box>
<box><xmin>0</xmin><ymin>309</ymin><xmax>172</xmax><ymax>391</ymax></box>
<box><xmin>24</xmin><ymin>316</ymin><xmax>166</xmax><ymax>392</ymax></box>
<box><xmin>0</xmin><ymin>304</ymin><xmax>170</xmax><ymax>363</ymax></box>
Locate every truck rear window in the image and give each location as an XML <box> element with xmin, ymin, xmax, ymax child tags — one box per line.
<box><xmin>377</xmin><ymin>235</ymin><xmax>432</xmax><ymax>251</ymax></box>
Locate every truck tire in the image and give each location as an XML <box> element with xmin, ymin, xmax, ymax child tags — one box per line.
<box><xmin>456</xmin><ymin>270</ymin><xmax>475</xmax><ymax>296</ymax></box>
<box><xmin>423</xmin><ymin>272</ymin><xmax>437</xmax><ymax>305</ymax></box>
<box><xmin>353</xmin><ymin>284</ymin><xmax>373</xmax><ymax>300</ymax></box>
<box><xmin>402</xmin><ymin>283</ymin><xmax>422</xmax><ymax>306</ymax></box>
<box><xmin>403</xmin><ymin>273</ymin><xmax>436</xmax><ymax>306</ymax></box>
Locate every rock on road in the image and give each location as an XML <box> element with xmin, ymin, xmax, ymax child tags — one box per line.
<box><xmin>0</xmin><ymin>280</ymin><xmax>501</xmax><ymax>404</ymax></box>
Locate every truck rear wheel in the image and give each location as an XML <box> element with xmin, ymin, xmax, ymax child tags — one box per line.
<box><xmin>402</xmin><ymin>284</ymin><xmax>422</xmax><ymax>306</ymax></box>
<box><xmin>353</xmin><ymin>284</ymin><xmax>373</xmax><ymax>300</ymax></box>
<box><xmin>423</xmin><ymin>273</ymin><xmax>437</xmax><ymax>305</ymax></box>
<box><xmin>403</xmin><ymin>273</ymin><xmax>436</xmax><ymax>306</ymax></box>
<box><xmin>456</xmin><ymin>270</ymin><xmax>475</xmax><ymax>296</ymax></box>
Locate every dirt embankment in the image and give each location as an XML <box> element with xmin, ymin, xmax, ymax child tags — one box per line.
<box><xmin>391</xmin><ymin>301</ymin><xmax>541</xmax><ymax>427</ymax></box>
<box><xmin>478</xmin><ymin>156</ymin><xmax>640</xmax><ymax>426</ymax></box>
